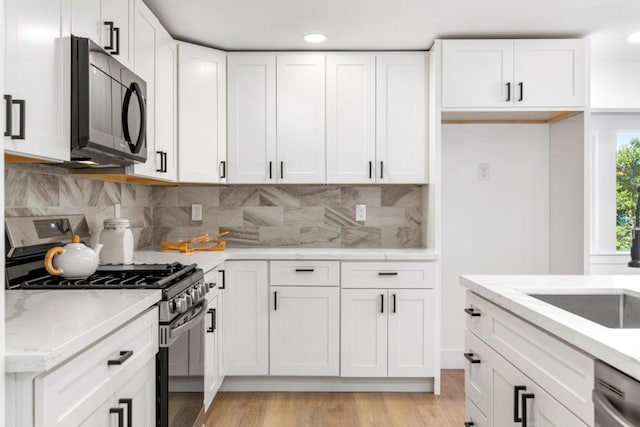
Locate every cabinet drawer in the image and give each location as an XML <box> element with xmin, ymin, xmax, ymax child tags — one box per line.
<box><xmin>465</xmin><ymin>398</ymin><xmax>488</xmax><ymax>427</ymax></box>
<box><xmin>465</xmin><ymin>291</ymin><xmax>489</xmax><ymax>342</ymax></box>
<box><xmin>464</xmin><ymin>330</ymin><xmax>491</xmax><ymax>417</ymax></box>
<box><xmin>484</xmin><ymin>296</ymin><xmax>594</xmax><ymax>426</ymax></box>
<box><xmin>341</xmin><ymin>262</ymin><xmax>435</xmax><ymax>288</ymax></box>
<box><xmin>34</xmin><ymin>307</ymin><xmax>159</xmax><ymax>426</ymax></box>
<box><xmin>270</xmin><ymin>261</ymin><xmax>340</xmax><ymax>286</ymax></box>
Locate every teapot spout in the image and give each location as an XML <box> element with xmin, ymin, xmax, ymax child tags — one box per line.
<box><xmin>94</xmin><ymin>243</ymin><xmax>104</xmax><ymax>258</ymax></box>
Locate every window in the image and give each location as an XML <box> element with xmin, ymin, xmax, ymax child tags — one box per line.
<box><xmin>616</xmin><ymin>132</ymin><xmax>640</xmax><ymax>251</ymax></box>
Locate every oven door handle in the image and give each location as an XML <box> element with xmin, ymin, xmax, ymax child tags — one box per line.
<box><xmin>593</xmin><ymin>389</ymin><xmax>637</xmax><ymax>427</ymax></box>
<box><xmin>169</xmin><ymin>300</ymin><xmax>207</xmax><ymax>339</ymax></box>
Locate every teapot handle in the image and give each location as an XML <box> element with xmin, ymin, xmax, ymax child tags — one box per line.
<box><xmin>44</xmin><ymin>247</ymin><xmax>65</xmax><ymax>276</ymax></box>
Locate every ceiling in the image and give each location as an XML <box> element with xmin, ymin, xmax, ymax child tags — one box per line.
<box><xmin>143</xmin><ymin>0</ymin><xmax>640</xmax><ymax>61</ymax></box>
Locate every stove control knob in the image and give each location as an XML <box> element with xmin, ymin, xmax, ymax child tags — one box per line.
<box><xmin>185</xmin><ymin>294</ymin><xmax>193</xmax><ymax>308</ymax></box>
<box><xmin>174</xmin><ymin>297</ymin><xmax>187</xmax><ymax>314</ymax></box>
<box><xmin>197</xmin><ymin>284</ymin><xmax>206</xmax><ymax>299</ymax></box>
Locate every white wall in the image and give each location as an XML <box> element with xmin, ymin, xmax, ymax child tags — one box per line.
<box><xmin>441</xmin><ymin>124</ymin><xmax>550</xmax><ymax>367</ymax></box>
<box><xmin>591</xmin><ymin>61</ymin><xmax>640</xmax><ymax>110</ymax></box>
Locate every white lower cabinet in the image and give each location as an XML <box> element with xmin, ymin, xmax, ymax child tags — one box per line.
<box><xmin>204</xmin><ymin>293</ymin><xmax>219</xmax><ymax>410</ymax></box>
<box><xmin>270</xmin><ymin>286</ymin><xmax>340</xmax><ymax>376</ymax></box>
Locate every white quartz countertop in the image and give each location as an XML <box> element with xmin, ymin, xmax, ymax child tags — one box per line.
<box><xmin>133</xmin><ymin>248</ymin><xmax>439</xmax><ymax>272</ymax></box>
<box><xmin>5</xmin><ymin>289</ymin><xmax>161</xmax><ymax>373</ymax></box>
<box><xmin>461</xmin><ymin>275</ymin><xmax>640</xmax><ymax>381</ymax></box>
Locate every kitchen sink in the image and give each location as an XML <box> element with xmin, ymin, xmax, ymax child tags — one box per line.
<box><xmin>528</xmin><ymin>292</ymin><xmax>640</xmax><ymax>328</ymax></box>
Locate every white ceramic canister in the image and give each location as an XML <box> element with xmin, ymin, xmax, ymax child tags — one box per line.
<box><xmin>99</xmin><ymin>218</ymin><xmax>134</xmax><ymax>264</ymax></box>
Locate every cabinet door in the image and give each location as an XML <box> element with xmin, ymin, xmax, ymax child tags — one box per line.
<box><xmin>216</xmin><ymin>271</ymin><xmax>226</xmax><ymax>383</ymax></box>
<box><xmin>223</xmin><ymin>261</ymin><xmax>269</xmax><ymax>375</ymax></box>
<box><xmin>5</xmin><ymin>0</ymin><xmax>70</xmax><ymax>161</ymax></box>
<box><xmin>131</xmin><ymin>0</ymin><xmax>157</xmax><ymax>177</ymax></box>
<box><xmin>341</xmin><ymin>289</ymin><xmax>388</xmax><ymax>377</ymax></box>
<box><xmin>270</xmin><ymin>286</ymin><xmax>340</xmax><ymax>376</ymax></box>
<box><xmin>204</xmin><ymin>295</ymin><xmax>219</xmax><ymax>411</ymax></box>
<box><xmin>326</xmin><ymin>54</ymin><xmax>376</xmax><ymax>183</ymax></box>
<box><xmin>465</xmin><ymin>330</ymin><xmax>491</xmax><ymax>418</ymax></box>
<box><xmin>276</xmin><ymin>54</ymin><xmax>326</xmax><ymax>183</ymax></box>
<box><xmin>155</xmin><ymin>28</ymin><xmax>177</xmax><ymax>181</ymax></box>
<box><xmin>441</xmin><ymin>40</ymin><xmax>514</xmax><ymax>108</ymax></box>
<box><xmin>514</xmin><ymin>39</ymin><xmax>585</xmax><ymax>108</ymax></box>
<box><xmin>376</xmin><ymin>53</ymin><xmax>427</xmax><ymax>183</ymax></box>
<box><xmin>178</xmin><ymin>43</ymin><xmax>226</xmax><ymax>183</ymax></box>
<box><xmin>70</xmin><ymin>0</ymin><xmax>102</xmax><ymax>44</ymax></box>
<box><xmin>78</xmin><ymin>395</ymin><xmax>116</xmax><ymax>427</ymax></box>
<box><xmin>101</xmin><ymin>0</ymin><xmax>133</xmax><ymax>69</ymax></box>
<box><xmin>227</xmin><ymin>55</ymin><xmax>277</xmax><ymax>184</ymax></box>
<box><xmin>387</xmin><ymin>289</ymin><xmax>435</xmax><ymax>377</ymax></box>
<box><xmin>116</xmin><ymin>357</ymin><xmax>156</xmax><ymax>427</ymax></box>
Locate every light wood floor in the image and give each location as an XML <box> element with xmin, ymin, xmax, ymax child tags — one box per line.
<box><xmin>206</xmin><ymin>370</ymin><xmax>465</xmax><ymax>427</ymax></box>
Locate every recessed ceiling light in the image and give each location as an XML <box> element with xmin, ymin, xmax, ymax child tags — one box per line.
<box><xmin>628</xmin><ymin>32</ymin><xmax>640</xmax><ymax>44</ymax></box>
<box><xmin>304</xmin><ymin>34</ymin><xmax>327</xmax><ymax>43</ymax></box>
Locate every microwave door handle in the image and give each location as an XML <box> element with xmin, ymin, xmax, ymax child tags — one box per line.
<box><xmin>122</xmin><ymin>81</ymin><xmax>146</xmax><ymax>154</ymax></box>
<box><xmin>593</xmin><ymin>390</ymin><xmax>637</xmax><ymax>427</ymax></box>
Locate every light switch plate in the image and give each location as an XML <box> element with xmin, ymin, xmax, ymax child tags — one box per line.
<box><xmin>355</xmin><ymin>204</ymin><xmax>367</xmax><ymax>221</ymax></box>
<box><xmin>478</xmin><ymin>163</ymin><xmax>490</xmax><ymax>181</ymax></box>
<box><xmin>191</xmin><ymin>204</ymin><xmax>203</xmax><ymax>221</ymax></box>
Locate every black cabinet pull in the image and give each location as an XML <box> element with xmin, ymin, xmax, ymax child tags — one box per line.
<box><xmin>108</xmin><ymin>350</ymin><xmax>133</xmax><ymax>366</ymax></box>
<box><xmin>393</xmin><ymin>294</ymin><xmax>397</xmax><ymax>313</ymax></box>
<box><xmin>109</xmin><ymin>407</ymin><xmax>124</xmax><ymax>426</ymax></box>
<box><xmin>4</xmin><ymin>94</ymin><xmax>12</xmax><ymax>137</ymax></box>
<box><xmin>219</xmin><ymin>270</ymin><xmax>225</xmax><ymax>289</ymax></box>
<box><xmin>295</xmin><ymin>268</ymin><xmax>315</xmax><ymax>272</ymax></box>
<box><xmin>118</xmin><ymin>399</ymin><xmax>132</xmax><ymax>427</ymax></box>
<box><xmin>274</xmin><ymin>291</ymin><xmax>278</xmax><ymax>311</ymax></box>
<box><xmin>220</xmin><ymin>161</ymin><xmax>226</xmax><ymax>179</ymax></box>
<box><xmin>518</xmin><ymin>82</ymin><xmax>524</xmax><ymax>102</ymax></box>
<box><xmin>464</xmin><ymin>423</ymin><xmax>475</xmax><ymax>427</ymax></box>
<box><xmin>207</xmin><ymin>308</ymin><xmax>215</xmax><ymax>333</ymax></box>
<box><xmin>112</xmin><ymin>27</ymin><xmax>120</xmax><ymax>56</ymax></box>
<box><xmin>104</xmin><ymin>21</ymin><xmax>115</xmax><ymax>50</ymax></box>
<box><xmin>213</xmin><ymin>308</ymin><xmax>217</xmax><ymax>331</ymax></box>
<box><xmin>513</xmin><ymin>385</ymin><xmax>527</xmax><ymax>422</ymax></box>
<box><xmin>269</xmin><ymin>161</ymin><xmax>273</xmax><ymax>179</ymax></box>
<box><xmin>368</xmin><ymin>161</ymin><xmax>372</xmax><ymax>179</ymax></box>
<box><xmin>464</xmin><ymin>307</ymin><xmax>481</xmax><ymax>317</ymax></box>
<box><xmin>378</xmin><ymin>272</ymin><xmax>398</xmax><ymax>276</ymax></box>
<box><xmin>380</xmin><ymin>161</ymin><xmax>384</xmax><ymax>179</ymax></box>
<box><xmin>13</xmin><ymin>99</ymin><xmax>25</xmax><ymax>140</ymax></box>
<box><xmin>280</xmin><ymin>161</ymin><xmax>284</xmax><ymax>179</ymax></box>
<box><xmin>464</xmin><ymin>352</ymin><xmax>481</xmax><ymax>364</ymax></box>
<box><xmin>156</xmin><ymin>151</ymin><xmax>164</xmax><ymax>172</ymax></box>
<box><xmin>380</xmin><ymin>294</ymin><xmax>384</xmax><ymax>313</ymax></box>
<box><xmin>163</xmin><ymin>152</ymin><xmax>168</xmax><ymax>173</ymax></box>
<box><xmin>521</xmin><ymin>393</ymin><xmax>535</xmax><ymax>427</ymax></box>
<box><xmin>506</xmin><ymin>82</ymin><xmax>511</xmax><ymax>102</ymax></box>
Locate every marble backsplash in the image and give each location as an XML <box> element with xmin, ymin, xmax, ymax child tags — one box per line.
<box><xmin>151</xmin><ymin>185</ymin><xmax>424</xmax><ymax>248</ymax></box>
<box><xmin>5</xmin><ymin>164</ymin><xmax>153</xmax><ymax>248</ymax></box>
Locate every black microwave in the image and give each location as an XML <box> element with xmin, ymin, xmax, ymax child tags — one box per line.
<box><xmin>70</xmin><ymin>36</ymin><xmax>147</xmax><ymax>166</ymax></box>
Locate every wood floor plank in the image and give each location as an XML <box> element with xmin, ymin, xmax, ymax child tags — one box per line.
<box><xmin>207</xmin><ymin>370</ymin><xmax>465</xmax><ymax>427</ymax></box>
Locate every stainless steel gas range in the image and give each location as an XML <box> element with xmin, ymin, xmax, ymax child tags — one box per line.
<box><xmin>5</xmin><ymin>215</ymin><xmax>207</xmax><ymax>427</ymax></box>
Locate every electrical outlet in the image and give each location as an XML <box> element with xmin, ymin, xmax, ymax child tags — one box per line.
<box><xmin>478</xmin><ymin>163</ymin><xmax>490</xmax><ymax>181</ymax></box>
<box><xmin>191</xmin><ymin>204</ymin><xmax>203</xmax><ymax>221</ymax></box>
<box><xmin>114</xmin><ymin>203</ymin><xmax>121</xmax><ymax>218</ymax></box>
<box><xmin>355</xmin><ymin>204</ymin><xmax>367</xmax><ymax>221</ymax></box>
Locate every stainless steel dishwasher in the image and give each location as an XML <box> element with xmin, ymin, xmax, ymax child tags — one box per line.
<box><xmin>594</xmin><ymin>360</ymin><xmax>640</xmax><ymax>426</ymax></box>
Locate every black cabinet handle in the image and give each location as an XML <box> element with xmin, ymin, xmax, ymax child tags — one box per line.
<box><xmin>118</xmin><ymin>399</ymin><xmax>132</xmax><ymax>427</ymax></box>
<box><xmin>220</xmin><ymin>161</ymin><xmax>226</xmax><ymax>179</ymax></box>
<box><xmin>108</xmin><ymin>350</ymin><xmax>133</xmax><ymax>366</ymax></box>
<box><xmin>380</xmin><ymin>161</ymin><xmax>384</xmax><ymax>179</ymax></box>
<box><xmin>269</xmin><ymin>161</ymin><xmax>273</xmax><ymax>179</ymax></box>
<box><xmin>104</xmin><ymin>21</ymin><xmax>115</xmax><ymax>50</ymax></box>
<box><xmin>513</xmin><ymin>385</ymin><xmax>527</xmax><ymax>422</ymax></box>
<box><xmin>393</xmin><ymin>294</ymin><xmax>397</xmax><ymax>313</ymax></box>
<box><xmin>295</xmin><ymin>269</ymin><xmax>315</xmax><ymax>272</ymax></box>
<box><xmin>163</xmin><ymin>152</ymin><xmax>168</xmax><ymax>173</ymax></box>
<box><xmin>156</xmin><ymin>151</ymin><xmax>164</xmax><ymax>172</ymax></box>
<box><xmin>274</xmin><ymin>291</ymin><xmax>278</xmax><ymax>311</ymax></box>
<box><xmin>378</xmin><ymin>272</ymin><xmax>398</xmax><ymax>276</ymax></box>
<box><xmin>521</xmin><ymin>393</ymin><xmax>535</xmax><ymax>427</ymax></box>
<box><xmin>219</xmin><ymin>270</ymin><xmax>225</xmax><ymax>289</ymax></box>
<box><xmin>112</xmin><ymin>27</ymin><xmax>120</xmax><ymax>56</ymax></box>
<box><xmin>280</xmin><ymin>161</ymin><xmax>284</xmax><ymax>179</ymax></box>
<box><xmin>518</xmin><ymin>82</ymin><xmax>524</xmax><ymax>102</ymax></box>
<box><xmin>213</xmin><ymin>308</ymin><xmax>217</xmax><ymax>331</ymax></box>
<box><xmin>464</xmin><ymin>423</ymin><xmax>475</xmax><ymax>427</ymax></box>
<box><xmin>464</xmin><ymin>352</ymin><xmax>481</xmax><ymax>364</ymax></box>
<box><xmin>13</xmin><ymin>99</ymin><xmax>25</xmax><ymax>140</ymax></box>
<box><xmin>4</xmin><ymin>94</ymin><xmax>12</xmax><ymax>137</ymax></box>
<box><xmin>381</xmin><ymin>294</ymin><xmax>384</xmax><ymax>313</ymax></box>
<box><xmin>207</xmin><ymin>308</ymin><xmax>215</xmax><ymax>333</ymax></box>
<box><xmin>506</xmin><ymin>82</ymin><xmax>511</xmax><ymax>102</ymax></box>
<box><xmin>464</xmin><ymin>307</ymin><xmax>481</xmax><ymax>317</ymax></box>
<box><xmin>369</xmin><ymin>161</ymin><xmax>372</xmax><ymax>179</ymax></box>
<box><xmin>109</xmin><ymin>407</ymin><xmax>124</xmax><ymax>427</ymax></box>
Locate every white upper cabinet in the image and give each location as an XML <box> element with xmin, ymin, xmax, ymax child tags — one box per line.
<box><xmin>326</xmin><ymin>54</ymin><xmax>376</xmax><ymax>183</ymax></box>
<box><xmin>441</xmin><ymin>39</ymin><xmax>586</xmax><ymax>110</ymax></box>
<box><xmin>154</xmin><ymin>28</ymin><xmax>177</xmax><ymax>181</ymax></box>
<box><xmin>4</xmin><ymin>0</ymin><xmax>70</xmax><ymax>161</ymax></box>
<box><xmin>276</xmin><ymin>54</ymin><xmax>326</xmax><ymax>183</ymax></box>
<box><xmin>70</xmin><ymin>0</ymin><xmax>102</xmax><ymax>43</ymax></box>
<box><xmin>101</xmin><ymin>0</ymin><xmax>133</xmax><ymax>69</ymax></box>
<box><xmin>227</xmin><ymin>55</ymin><xmax>277</xmax><ymax>184</ymax></box>
<box><xmin>177</xmin><ymin>43</ymin><xmax>226</xmax><ymax>183</ymax></box>
<box><xmin>376</xmin><ymin>53</ymin><xmax>428</xmax><ymax>183</ymax></box>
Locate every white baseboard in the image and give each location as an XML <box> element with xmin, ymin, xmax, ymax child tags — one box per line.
<box><xmin>220</xmin><ymin>376</ymin><xmax>435</xmax><ymax>392</ymax></box>
<box><xmin>441</xmin><ymin>348</ymin><xmax>464</xmax><ymax>369</ymax></box>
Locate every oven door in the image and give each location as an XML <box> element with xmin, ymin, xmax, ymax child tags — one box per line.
<box><xmin>158</xmin><ymin>300</ymin><xmax>206</xmax><ymax>427</ymax></box>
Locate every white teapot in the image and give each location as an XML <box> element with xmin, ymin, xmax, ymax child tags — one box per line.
<box><xmin>44</xmin><ymin>235</ymin><xmax>103</xmax><ymax>279</ymax></box>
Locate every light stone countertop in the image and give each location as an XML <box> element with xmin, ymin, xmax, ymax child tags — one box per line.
<box><xmin>461</xmin><ymin>275</ymin><xmax>640</xmax><ymax>381</ymax></box>
<box><xmin>5</xmin><ymin>289</ymin><xmax>161</xmax><ymax>373</ymax></box>
<box><xmin>133</xmin><ymin>248</ymin><xmax>440</xmax><ymax>272</ymax></box>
